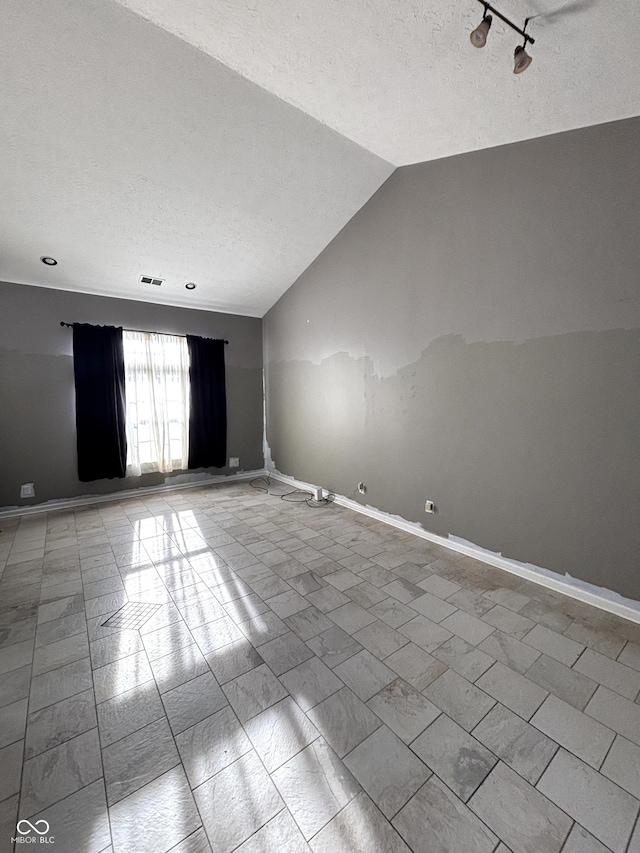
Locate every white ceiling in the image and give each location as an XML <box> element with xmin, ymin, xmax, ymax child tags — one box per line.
<box><xmin>2</xmin><ymin>0</ymin><xmax>638</xmax><ymax>316</ymax></box>
<box><xmin>114</xmin><ymin>0</ymin><xmax>640</xmax><ymax>165</ymax></box>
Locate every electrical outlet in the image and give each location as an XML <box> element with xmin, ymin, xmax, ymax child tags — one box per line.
<box><xmin>311</xmin><ymin>487</ymin><xmax>323</xmax><ymax>501</ymax></box>
<box><xmin>424</xmin><ymin>500</ymin><xmax>435</xmax><ymax>514</ymax></box>
<box><xmin>229</xmin><ymin>457</ymin><xmax>239</xmax><ymax>468</ymax></box>
<box><xmin>357</xmin><ymin>482</ymin><xmax>366</xmax><ymax>495</ymax></box>
<box><xmin>20</xmin><ymin>483</ymin><xmax>35</xmax><ymax>498</ymax></box>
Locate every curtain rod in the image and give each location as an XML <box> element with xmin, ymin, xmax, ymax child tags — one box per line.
<box><xmin>60</xmin><ymin>322</ymin><xmax>228</xmax><ymax>344</ymax></box>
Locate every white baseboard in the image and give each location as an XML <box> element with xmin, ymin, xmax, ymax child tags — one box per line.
<box><xmin>267</xmin><ymin>471</ymin><xmax>640</xmax><ymax>625</ymax></box>
<box><xmin>0</xmin><ymin>470</ymin><xmax>265</xmax><ymax>519</ymax></box>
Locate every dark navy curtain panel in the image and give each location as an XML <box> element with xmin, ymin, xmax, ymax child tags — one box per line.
<box><xmin>72</xmin><ymin>324</ymin><xmax>127</xmax><ymax>481</ymax></box>
<box><xmin>187</xmin><ymin>335</ymin><xmax>227</xmax><ymax>469</ymax></box>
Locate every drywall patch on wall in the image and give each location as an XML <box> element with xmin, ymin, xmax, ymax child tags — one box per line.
<box><xmin>265</xmin><ymin>329</ymin><xmax>640</xmax><ymax>600</ymax></box>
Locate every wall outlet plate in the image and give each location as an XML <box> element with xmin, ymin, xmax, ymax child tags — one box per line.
<box><xmin>20</xmin><ymin>483</ymin><xmax>35</xmax><ymax>498</ymax></box>
<box><xmin>229</xmin><ymin>457</ymin><xmax>239</xmax><ymax>468</ymax></box>
<box><xmin>425</xmin><ymin>500</ymin><xmax>435</xmax><ymax>514</ymax></box>
<box><xmin>357</xmin><ymin>482</ymin><xmax>366</xmax><ymax>494</ymax></box>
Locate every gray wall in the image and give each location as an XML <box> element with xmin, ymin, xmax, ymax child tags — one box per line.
<box><xmin>264</xmin><ymin>117</ymin><xmax>640</xmax><ymax>601</ymax></box>
<box><xmin>0</xmin><ymin>282</ymin><xmax>263</xmax><ymax>508</ymax></box>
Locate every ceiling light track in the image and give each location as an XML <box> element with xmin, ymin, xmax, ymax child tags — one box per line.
<box><xmin>474</xmin><ymin>0</ymin><xmax>535</xmax><ymax>47</ymax></box>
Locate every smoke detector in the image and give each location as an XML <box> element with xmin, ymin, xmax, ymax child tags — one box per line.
<box><xmin>140</xmin><ymin>275</ymin><xmax>164</xmax><ymax>286</ymax></box>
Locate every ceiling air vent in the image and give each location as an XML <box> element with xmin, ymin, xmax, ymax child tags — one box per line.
<box><xmin>140</xmin><ymin>275</ymin><xmax>164</xmax><ymax>286</ymax></box>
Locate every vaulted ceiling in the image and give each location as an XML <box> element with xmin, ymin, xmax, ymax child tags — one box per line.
<box><xmin>2</xmin><ymin>0</ymin><xmax>638</xmax><ymax>316</ymax></box>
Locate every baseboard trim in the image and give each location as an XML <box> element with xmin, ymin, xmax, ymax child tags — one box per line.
<box><xmin>267</xmin><ymin>470</ymin><xmax>640</xmax><ymax>625</ymax></box>
<box><xmin>0</xmin><ymin>470</ymin><xmax>266</xmax><ymax>519</ymax></box>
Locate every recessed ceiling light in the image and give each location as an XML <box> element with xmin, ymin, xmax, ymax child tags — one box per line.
<box><xmin>185</xmin><ymin>282</ymin><xmax>197</xmax><ymax>290</ymax></box>
<box><xmin>41</xmin><ymin>256</ymin><xmax>57</xmax><ymax>266</ymax></box>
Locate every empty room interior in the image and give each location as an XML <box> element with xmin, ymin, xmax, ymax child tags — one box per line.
<box><xmin>2</xmin><ymin>1</ymin><xmax>640</xmax><ymax>852</ymax></box>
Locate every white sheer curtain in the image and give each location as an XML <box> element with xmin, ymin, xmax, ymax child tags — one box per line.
<box><xmin>123</xmin><ymin>330</ymin><xmax>190</xmax><ymax>475</ymax></box>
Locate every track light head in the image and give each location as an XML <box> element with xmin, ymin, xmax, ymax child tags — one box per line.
<box><xmin>470</xmin><ymin>14</ymin><xmax>492</xmax><ymax>48</ymax></box>
<box><xmin>513</xmin><ymin>44</ymin><xmax>533</xmax><ymax>73</ymax></box>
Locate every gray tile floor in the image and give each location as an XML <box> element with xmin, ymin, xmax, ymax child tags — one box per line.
<box><xmin>1</xmin><ymin>481</ymin><xmax>640</xmax><ymax>853</ymax></box>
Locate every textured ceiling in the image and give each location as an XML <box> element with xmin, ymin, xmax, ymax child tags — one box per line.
<box><xmin>114</xmin><ymin>0</ymin><xmax>640</xmax><ymax>166</ymax></box>
<box><xmin>2</xmin><ymin>0</ymin><xmax>638</xmax><ymax>315</ymax></box>
<box><xmin>0</xmin><ymin>0</ymin><xmax>391</xmax><ymax>316</ymax></box>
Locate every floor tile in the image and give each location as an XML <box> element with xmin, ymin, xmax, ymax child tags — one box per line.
<box><xmin>523</xmin><ymin>624</ymin><xmax>584</xmax><ymax>667</ymax></box>
<box><xmin>618</xmin><ymin>641</ymin><xmax>640</xmax><ymax>672</ymax></box>
<box><xmin>96</xmin><ymin>680</ymin><xmax>164</xmax><ymax>747</ymax></box>
<box><xmin>110</xmin><ymin>766</ymin><xmax>201</xmax><ymax>853</ymax></box>
<box><xmin>176</xmin><ymin>705</ymin><xmax>252</xmax><ymax>788</ymax></box>
<box><xmin>483</xmin><ymin>588</ymin><xmax>531</xmax><ymax>612</ymax></box>
<box><xmin>272</xmin><ymin>738</ymin><xmax>360</xmax><ymax>839</ymax></box>
<box><xmin>20</xmin><ymin>728</ymin><xmax>102</xmax><ymax>815</ymax></box>
<box><xmin>353</xmin><ymin>620</ymin><xmax>409</xmax><ymax>659</ymax></box>
<box><xmin>367</xmin><ymin>678</ymin><xmax>440</xmax><ymax>743</ymax></box>
<box><xmin>368</xmin><ymin>598</ymin><xmax>416</xmax><ymax>629</ymax></box>
<box><xmin>103</xmin><ymin>716</ymin><xmax>179</xmax><ymax>805</ymax></box>
<box><xmin>266</xmin><ymin>589</ymin><xmax>310</xmax><ymax>619</ymax></box>
<box><xmin>149</xmin><ymin>643</ymin><xmax>210</xmax><ymax>693</ymax></box>
<box><xmin>561</xmin><ymin>823</ymin><xmax>612</xmax><ymax>853</ymax></box>
<box><xmin>26</xmin><ymin>688</ymin><xmax>97</xmax><ymax>759</ymax></box>
<box><xmin>29</xmin><ymin>657</ymin><xmax>93</xmax><ymax>712</ymax></box>
<box><xmin>0</xmin><ymin>740</ymin><xmax>24</xmax><ymax>802</ymax></box>
<box><xmin>90</xmin><ymin>630</ymin><xmax>144</xmax><ymax>669</ymax></box>
<box><xmin>472</xmin><ymin>703</ymin><xmax>558</xmax><ymax>785</ymax></box>
<box><xmin>564</xmin><ymin>622</ymin><xmax>626</xmax><ymax>659</ymax></box>
<box><xmin>393</xmin><ymin>776</ymin><xmax>497</xmax><ymax>853</ymax></box>
<box><xmin>162</xmin><ymin>672</ymin><xmax>227</xmax><ymax>734</ymax></box>
<box><xmin>440</xmin><ymin>610</ymin><xmax>495</xmax><ymax>646</ymax></box>
<box><xmin>477</xmin><ymin>662</ymin><xmax>547</xmax><ymax>720</ymax></box>
<box><xmin>93</xmin><ymin>651</ymin><xmax>154</xmax><ymax>704</ymax></box>
<box><xmin>194</xmin><ymin>750</ymin><xmax>283</xmax><ymax>853</ymax></box>
<box><xmin>190</xmin><ymin>616</ymin><xmax>244</xmax><ymax>654</ymax></box>
<box><xmin>432</xmin><ymin>635</ymin><xmax>494</xmax><ymax>682</ymax></box>
<box><xmin>424</xmin><ymin>668</ymin><xmax>495</xmax><ymax>731</ymax></box>
<box><xmin>574</xmin><ymin>648</ymin><xmax>640</xmax><ymax>700</ymax></box>
<box><xmin>30</xmin><ymin>779</ymin><xmax>111</xmax><ymax>853</ymax></box>
<box><xmin>414</xmin><ymin>713</ymin><xmax>496</xmax><ymax>801</ymax></box>
<box><xmin>257</xmin><ymin>631</ymin><xmax>314</xmax><ymax>676</ymax></box>
<box><xmin>235</xmin><ymin>809</ymin><xmax>311</xmax><ymax>853</ymax></box>
<box><xmin>530</xmin><ymin>694</ymin><xmax>614</xmax><ymax>768</ymax></box>
<box><xmin>525</xmin><ymin>654</ymin><xmax>597</xmax><ymax>710</ymax></box>
<box><xmin>222</xmin><ymin>663</ymin><xmax>288</xmax><ymax>722</ymax></box>
<box><xmin>327</xmin><ymin>602</ymin><xmax>377</xmax><ymax>634</ymax></box>
<box><xmin>0</xmin><ymin>639</ymin><xmax>35</xmax><ymax>675</ymax></box>
<box><xmin>468</xmin><ymin>761</ymin><xmax>571</xmax><ymax>853</ymax></box>
<box><xmin>601</xmin><ymin>735</ymin><xmax>640</xmax><ymax>800</ymax></box>
<box><xmin>244</xmin><ymin>696</ymin><xmax>318</xmax><ymax>771</ymax></box>
<box><xmin>284</xmin><ymin>606</ymin><xmax>333</xmax><ymax>641</ymax></box>
<box><xmin>585</xmin><ymin>685</ymin><xmax>640</xmax><ymax>745</ymax></box>
<box><xmin>417</xmin><ymin>574</ymin><xmax>461</xmax><ymax>599</ymax></box>
<box><xmin>482</xmin><ymin>605</ymin><xmax>535</xmax><ymax>641</ymax></box>
<box><xmin>384</xmin><ymin>643</ymin><xmax>447</xmax><ymax>691</ymax></box>
<box><xmin>344</xmin><ymin>725</ymin><xmax>430</xmax><ymax>818</ymax></box>
<box><xmin>311</xmin><ymin>792</ymin><xmax>410</xmax><ymax>853</ymax></box>
<box><xmin>279</xmin><ymin>656</ymin><xmax>343</xmax><ymax>711</ymax></box>
<box><xmin>140</xmin><ymin>619</ymin><xmax>194</xmax><ymax>661</ymax></box>
<box><xmin>32</xmin><ymin>633</ymin><xmax>89</xmax><ymax>677</ymax></box>
<box><xmin>334</xmin><ymin>650</ymin><xmax>396</xmax><ymax>701</ymax></box>
<box><xmin>307</xmin><ymin>625</ymin><xmax>363</xmax><ymax>668</ymax></box>
<box><xmin>237</xmin><ymin>611</ymin><xmax>289</xmax><ymax>646</ymax></box>
<box><xmin>537</xmin><ymin>749</ymin><xmax>639</xmax><ymax>852</ymax></box>
<box><xmin>398</xmin><ymin>615</ymin><xmax>453</xmax><ymax>653</ymax></box>
<box><xmin>0</xmin><ymin>697</ymin><xmax>28</xmax><ymax>749</ymax></box>
<box><xmin>205</xmin><ymin>638</ymin><xmax>263</xmax><ymax>684</ymax></box>
<box><xmin>324</xmin><ymin>569</ymin><xmax>361</xmax><ymax>591</ymax></box>
<box><xmin>169</xmin><ymin>828</ymin><xmax>213</xmax><ymax>853</ymax></box>
<box><xmin>407</xmin><ymin>592</ymin><xmax>457</xmax><ymax>623</ymax></box>
<box><xmin>305</xmin><ymin>587</ymin><xmax>351</xmax><ymax>614</ymax></box>
<box><xmin>344</xmin><ymin>580</ymin><xmax>387</xmax><ymax>609</ymax></box>
<box><xmin>307</xmin><ymin>686</ymin><xmax>382</xmax><ymax>757</ymax></box>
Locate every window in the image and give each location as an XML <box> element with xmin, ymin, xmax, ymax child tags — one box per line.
<box><xmin>123</xmin><ymin>330</ymin><xmax>190</xmax><ymax>475</ymax></box>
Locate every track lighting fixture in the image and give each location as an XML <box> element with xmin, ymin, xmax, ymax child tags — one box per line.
<box><xmin>470</xmin><ymin>13</ymin><xmax>492</xmax><ymax>48</ymax></box>
<box><xmin>513</xmin><ymin>44</ymin><xmax>533</xmax><ymax>74</ymax></box>
<box><xmin>470</xmin><ymin>1</ymin><xmax>535</xmax><ymax>73</ymax></box>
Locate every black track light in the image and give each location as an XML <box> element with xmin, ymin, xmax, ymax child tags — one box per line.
<box><xmin>469</xmin><ymin>2</ymin><xmax>536</xmax><ymax>73</ymax></box>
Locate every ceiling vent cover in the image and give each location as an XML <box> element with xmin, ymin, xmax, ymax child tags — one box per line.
<box><xmin>140</xmin><ymin>275</ymin><xmax>164</xmax><ymax>286</ymax></box>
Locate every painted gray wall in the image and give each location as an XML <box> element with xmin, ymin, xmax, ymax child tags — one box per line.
<box><xmin>264</xmin><ymin>116</ymin><xmax>640</xmax><ymax>601</ymax></box>
<box><xmin>0</xmin><ymin>282</ymin><xmax>263</xmax><ymax>508</ymax></box>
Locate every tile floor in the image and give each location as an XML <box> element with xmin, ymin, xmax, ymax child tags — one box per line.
<box><xmin>1</xmin><ymin>481</ymin><xmax>640</xmax><ymax>853</ymax></box>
